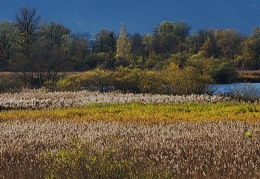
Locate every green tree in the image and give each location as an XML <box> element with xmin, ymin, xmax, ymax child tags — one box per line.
<box><xmin>153</xmin><ymin>21</ymin><xmax>191</xmax><ymax>54</ymax></box>
<box><xmin>131</xmin><ymin>33</ymin><xmax>143</xmax><ymax>56</ymax></box>
<box><xmin>154</xmin><ymin>21</ymin><xmax>179</xmax><ymax>53</ymax></box>
<box><xmin>208</xmin><ymin>62</ymin><xmax>238</xmax><ymax>83</ymax></box>
<box><xmin>70</xmin><ymin>37</ymin><xmax>89</xmax><ymax>70</ymax></box>
<box><xmin>156</xmin><ymin>21</ymin><xmax>174</xmax><ymax>37</ymax></box>
<box><xmin>94</xmin><ymin>29</ymin><xmax>116</xmax><ymax>69</ymax></box>
<box><xmin>40</xmin><ymin>22</ymin><xmax>71</xmax><ymax>46</ymax></box>
<box><xmin>15</xmin><ymin>7</ymin><xmax>41</xmax><ymax>59</ymax></box>
<box><xmin>156</xmin><ymin>21</ymin><xmax>191</xmax><ymax>40</ymax></box>
<box><xmin>243</xmin><ymin>27</ymin><xmax>260</xmax><ymax>70</ymax></box>
<box><xmin>142</xmin><ymin>34</ymin><xmax>153</xmax><ymax>58</ymax></box>
<box><xmin>129</xmin><ymin>32</ymin><xmax>144</xmax><ymax>67</ymax></box>
<box><xmin>94</xmin><ymin>29</ymin><xmax>116</xmax><ymax>53</ymax></box>
<box><xmin>0</xmin><ymin>21</ymin><xmax>19</xmax><ymax>70</ymax></box>
<box><xmin>186</xmin><ymin>29</ymin><xmax>207</xmax><ymax>54</ymax></box>
<box><xmin>215</xmin><ymin>29</ymin><xmax>244</xmax><ymax>60</ymax></box>
<box><xmin>156</xmin><ymin>33</ymin><xmax>180</xmax><ymax>54</ymax></box>
<box><xmin>172</xmin><ymin>21</ymin><xmax>191</xmax><ymax>41</ymax></box>
<box><xmin>38</xmin><ymin>22</ymin><xmax>72</xmax><ymax>78</ymax></box>
<box><xmin>11</xmin><ymin>7</ymin><xmax>42</xmax><ymax>87</ymax></box>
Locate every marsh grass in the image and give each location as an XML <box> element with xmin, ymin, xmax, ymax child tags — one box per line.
<box><xmin>0</xmin><ymin>92</ymin><xmax>260</xmax><ymax>178</ymax></box>
<box><xmin>1</xmin><ymin>102</ymin><xmax>260</xmax><ymax>124</ymax></box>
<box><xmin>0</xmin><ymin>120</ymin><xmax>259</xmax><ymax>178</ymax></box>
<box><xmin>0</xmin><ymin>90</ymin><xmax>231</xmax><ymax>110</ymax></box>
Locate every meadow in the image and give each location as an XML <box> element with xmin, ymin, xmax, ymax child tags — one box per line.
<box><xmin>0</xmin><ymin>91</ymin><xmax>259</xmax><ymax>178</ymax></box>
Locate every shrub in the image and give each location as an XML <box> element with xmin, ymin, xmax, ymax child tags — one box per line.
<box><xmin>160</xmin><ymin>63</ymin><xmax>211</xmax><ymax>95</ymax></box>
<box><xmin>55</xmin><ymin>74</ymin><xmax>83</xmax><ymax>91</ymax></box>
<box><xmin>0</xmin><ymin>72</ymin><xmax>25</xmax><ymax>92</ymax></box>
<box><xmin>208</xmin><ymin>62</ymin><xmax>238</xmax><ymax>83</ymax></box>
<box><xmin>113</xmin><ymin>67</ymin><xmax>163</xmax><ymax>93</ymax></box>
<box><xmin>81</xmin><ymin>69</ymin><xmax>114</xmax><ymax>92</ymax></box>
<box><xmin>48</xmin><ymin>65</ymin><xmax>211</xmax><ymax>95</ymax></box>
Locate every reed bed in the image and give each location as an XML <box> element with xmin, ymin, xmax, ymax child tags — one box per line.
<box><xmin>0</xmin><ymin>91</ymin><xmax>259</xmax><ymax>178</ymax></box>
<box><xmin>0</xmin><ymin>121</ymin><xmax>259</xmax><ymax>178</ymax></box>
<box><xmin>1</xmin><ymin>102</ymin><xmax>260</xmax><ymax>124</ymax></box>
<box><xmin>0</xmin><ymin>90</ymin><xmax>231</xmax><ymax>110</ymax></box>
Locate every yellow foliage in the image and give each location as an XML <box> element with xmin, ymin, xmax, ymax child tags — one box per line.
<box><xmin>1</xmin><ymin>102</ymin><xmax>260</xmax><ymax>124</ymax></box>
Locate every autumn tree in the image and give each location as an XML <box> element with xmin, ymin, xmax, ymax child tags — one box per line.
<box><xmin>160</xmin><ymin>62</ymin><xmax>210</xmax><ymax>95</ymax></box>
<box><xmin>199</xmin><ymin>29</ymin><xmax>219</xmax><ymax>58</ymax></box>
<box><xmin>115</xmin><ymin>23</ymin><xmax>132</xmax><ymax>66</ymax></box>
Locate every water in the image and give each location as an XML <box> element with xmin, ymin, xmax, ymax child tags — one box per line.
<box><xmin>208</xmin><ymin>83</ymin><xmax>260</xmax><ymax>97</ymax></box>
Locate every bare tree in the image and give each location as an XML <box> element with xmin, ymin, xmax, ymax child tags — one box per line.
<box><xmin>16</xmin><ymin>7</ymin><xmax>41</xmax><ymax>36</ymax></box>
<box><xmin>12</xmin><ymin>7</ymin><xmax>42</xmax><ymax>88</ymax></box>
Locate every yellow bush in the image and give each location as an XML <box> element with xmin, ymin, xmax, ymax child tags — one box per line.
<box><xmin>160</xmin><ymin>62</ymin><xmax>211</xmax><ymax>95</ymax></box>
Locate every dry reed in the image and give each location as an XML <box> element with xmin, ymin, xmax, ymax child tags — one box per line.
<box><xmin>0</xmin><ymin>90</ymin><xmax>231</xmax><ymax>110</ymax></box>
<box><xmin>0</xmin><ymin>121</ymin><xmax>259</xmax><ymax>178</ymax></box>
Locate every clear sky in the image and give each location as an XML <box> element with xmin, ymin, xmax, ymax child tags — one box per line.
<box><xmin>1</xmin><ymin>0</ymin><xmax>260</xmax><ymax>35</ymax></box>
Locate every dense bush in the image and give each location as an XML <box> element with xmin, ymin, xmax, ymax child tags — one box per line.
<box><xmin>45</xmin><ymin>64</ymin><xmax>211</xmax><ymax>95</ymax></box>
<box><xmin>113</xmin><ymin>67</ymin><xmax>162</xmax><ymax>93</ymax></box>
<box><xmin>160</xmin><ymin>63</ymin><xmax>211</xmax><ymax>95</ymax></box>
<box><xmin>208</xmin><ymin>62</ymin><xmax>238</xmax><ymax>83</ymax></box>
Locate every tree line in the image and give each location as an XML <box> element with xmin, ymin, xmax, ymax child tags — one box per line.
<box><xmin>0</xmin><ymin>7</ymin><xmax>260</xmax><ymax>89</ymax></box>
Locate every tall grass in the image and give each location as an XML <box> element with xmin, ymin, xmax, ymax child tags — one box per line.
<box><xmin>0</xmin><ymin>121</ymin><xmax>259</xmax><ymax>178</ymax></box>
<box><xmin>0</xmin><ymin>90</ymin><xmax>231</xmax><ymax>110</ymax></box>
<box><xmin>0</xmin><ymin>92</ymin><xmax>260</xmax><ymax>178</ymax></box>
<box><xmin>1</xmin><ymin>102</ymin><xmax>260</xmax><ymax>124</ymax></box>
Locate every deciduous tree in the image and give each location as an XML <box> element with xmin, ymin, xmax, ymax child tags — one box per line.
<box><xmin>115</xmin><ymin>24</ymin><xmax>132</xmax><ymax>66</ymax></box>
<box><xmin>215</xmin><ymin>29</ymin><xmax>244</xmax><ymax>60</ymax></box>
<box><xmin>94</xmin><ymin>29</ymin><xmax>116</xmax><ymax>53</ymax></box>
<box><xmin>199</xmin><ymin>29</ymin><xmax>219</xmax><ymax>58</ymax></box>
<box><xmin>0</xmin><ymin>21</ymin><xmax>19</xmax><ymax>70</ymax></box>
<box><xmin>243</xmin><ymin>27</ymin><xmax>260</xmax><ymax>70</ymax></box>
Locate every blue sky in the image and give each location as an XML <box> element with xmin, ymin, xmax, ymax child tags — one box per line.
<box><xmin>1</xmin><ymin>0</ymin><xmax>260</xmax><ymax>35</ymax></box>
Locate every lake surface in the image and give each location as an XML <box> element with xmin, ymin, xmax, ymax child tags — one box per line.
<box><xmin>208</xmin><ymin>83</ymin><xmax>260</xmax><ymax>97</ymax></box>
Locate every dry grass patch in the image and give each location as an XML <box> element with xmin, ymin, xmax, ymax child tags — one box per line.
<box><xmin>0</xmin><ymin>121</ymin><xmax>259</xmax><ymax>178</ymax></box>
